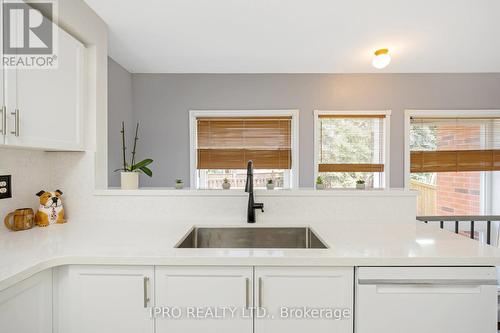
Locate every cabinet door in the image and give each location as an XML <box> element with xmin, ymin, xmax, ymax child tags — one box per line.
<box><xmin>155</xmin><ymin>266</ymin><xmax>253</xmax><ymax>333</ymax></box>
<box><xmin>5</xmin><ymin>17</ymin><xmax>84</xmax><ymax>150</ymax></box>
<box><xmin>255</xmin><ymin>266</ymin><xmax>354</xmax><ymax>333</ymax></box>
<box><xmin>0</xmin><ymin>0</ymin><xmax>5</xmax><ymax>144</ymax></box>
<box><xmin>0</xmin><ymin>269</ymin><xmax>52</xmax><ymax>333</ymax></box>
<box><xmin>55</xmin><ymin>265</ymin><xmax>154</xmax><ymax>333</ymax></box>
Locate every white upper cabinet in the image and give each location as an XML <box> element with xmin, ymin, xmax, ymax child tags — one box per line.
<box><xmin>254</xmin><ymin>266</ymin><xmax>354</xmax><ymax>333</ymax></box>
<box><xmin>155</xmin><ymin>266</ymin><xmax>254</xmax><ymax>333</ymax></box>
<box><xmin>2</xmin><ymin>5</ymin><xmax>85</xmax><ymax>151</ymax></box>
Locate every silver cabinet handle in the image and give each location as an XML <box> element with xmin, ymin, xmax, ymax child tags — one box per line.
<box><xmin>258</xmin><ymin>277</ymin><xmax>263</xmax><ymax>308</ymax></box>
<box><xmin>245</xmin><ymin>278</ymin><xmax>250</xmax><ymax>309</ymax></box>
<box><xmin>0</xmin><ymin>106</ymin><xmax>5</xmax><ymax>136</ymax></box>
<box><xmin>143</xmin><ymin>276</ymin><xmax>150</xmax><ymax>308</ymax></box>
<box><xmin>358</xmin><ymin>279</ymin><xmax>498</xmax><ymax>286</ymax></box>
<box><xmin>10</xmin><ymin>109</ymin><xmax>19</xmax><ymax>136</ymax></box>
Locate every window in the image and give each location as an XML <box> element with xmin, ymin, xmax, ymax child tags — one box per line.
<box><xmin>190</xmin><ymin>110</ymin><xmax>298</xmax><ymax>189</ymax></box>
<box><xmin>407</xmin><ymin>111</ymin><xmax>500</xmax><ymax>216</ymax></box>
<box><xmin>314</xmin><ymin>111</ymin><xmax>390</xmax><ymax>189</ymax></box>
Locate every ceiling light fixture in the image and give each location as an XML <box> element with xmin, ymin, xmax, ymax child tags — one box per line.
<box><xmin>372</xmin><ymin>48</ymin><xmax>391</xmax><ymax>69</ymax></box>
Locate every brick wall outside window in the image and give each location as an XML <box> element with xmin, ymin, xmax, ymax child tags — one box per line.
<box><xmin>435</xmin><ymin>125</ymin><xmax>481</xmax><ymax>215</ymax></box>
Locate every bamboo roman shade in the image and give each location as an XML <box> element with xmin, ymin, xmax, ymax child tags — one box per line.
<box><xmin>197</xmin><ymin>117</ymin><xmax>292</xmax><ymax>169</ymax></box>
<box><xmin>317</xmin><ymin>115</ymin><xmax>386</xmax><ymax>173</ymax></box>
<box><xmin>410</xmin><ymin>117</ymin><xmax>500</xmax><ymax>173</ymax></box>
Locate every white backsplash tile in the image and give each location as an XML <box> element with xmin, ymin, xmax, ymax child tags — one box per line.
<box><xmin>0</xmin><ymin>148</ymin><xmax>53</xmax><ymax>224</ymax></box>
<box><xmin>1</xmin><ymin>149</ymin><xmax>416</xmax><ymax>232</ymax></box>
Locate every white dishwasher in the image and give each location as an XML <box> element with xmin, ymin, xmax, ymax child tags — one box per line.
<box><xmin>356</xmin><ymin>267</ymin><xmax>497</xmax><ymax>333</ymax></box>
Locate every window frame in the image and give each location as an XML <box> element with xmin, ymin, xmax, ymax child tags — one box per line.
<box><xmin>189</xmin><ymin>110</ymin><xmax>300</xmax><ymax>189</ymax></box>
<box><xmin>313</xmin><ymin>110</ymin><xmax>391</xmax><ymax>188</ymax></box>
<box><xmin>404</xmin><ymin>109</ymin><xmax>500</xmax><ymax>215</ymax></box>
<box><xmin>404</xmin><ymin>109</ymin><xmax>500</xmax><ymax>189</ymax></box>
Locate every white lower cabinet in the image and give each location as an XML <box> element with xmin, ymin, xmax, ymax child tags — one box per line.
<box><xmin>356</xmin><ymin>266</ymin><xmax>498</xmax><ymax>333</ymax></box>
<box><xmin>155</xmin><ymin>266</ymin><xmax>253</xmax><ymax>333</ymax></box>
<box><xmin>3</xmin><ymin>264</ymin><xmax>496</xmax><ymax>333</ymax></box>
<box><xmin>0</xmin><ymin>269</ymin><xmax>53</xmax><ymax>333</ymax></box>
<box><xmin>255</xmin><ymin>266</ymin><xmax>354</xmax><ymax>333</ymax></box>
<box><xmin>54</xmin><ymin>265</ymin><xmax>154</xmax><ymax>333</ymax></box>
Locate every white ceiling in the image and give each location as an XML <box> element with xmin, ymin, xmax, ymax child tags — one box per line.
<box><xmin>84</xmin><ymin>0</ymin><xmax>500</xmax><ymax>73</ymax></box>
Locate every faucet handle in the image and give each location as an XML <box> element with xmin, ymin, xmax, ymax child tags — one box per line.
<box><xmin>254</xmin><ymin>203</ymin><xmax>264</xmax><ymax>212</ymax></box>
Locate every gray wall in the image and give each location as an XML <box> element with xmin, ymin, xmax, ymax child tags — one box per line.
<box><xmin>108</xmin><ymin>65</ymin><xmax>500</xmax><ymax>187</ymax></box>
<box><xmin>108</xmin><ymin>57</ymin><xmax>134</xmax><ymax>186</ymax></box>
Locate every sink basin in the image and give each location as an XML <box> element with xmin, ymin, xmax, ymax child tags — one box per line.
<box><xmin>176</xmin><ymin>227</ymin><xmax>328</xmax><ymax>249</ymax></box>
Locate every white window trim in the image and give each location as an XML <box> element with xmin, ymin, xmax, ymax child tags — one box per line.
<box><xmin>403</xmin><ymin>109</ymin><xmax>500</xmax><ymax>190</ymax></box>
<box><xmin>313</xmin><ymin>110</ymin><xmax>391</xmax><ymax>188</ymax></box>
<box><xmin>480</xmin><ymin>123</ymin><xmax>491</xmax><ymax>215</ymax></box>
<box><xmin>189</xmin><ymin>109</ymin><xmax>300</xmax><ymax>189</ymax></box>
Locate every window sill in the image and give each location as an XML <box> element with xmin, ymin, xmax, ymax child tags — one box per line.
<box><xmin>94</xmin><ymin>187</ymin><xmax>417</xmax><ymax>197</ymax></box>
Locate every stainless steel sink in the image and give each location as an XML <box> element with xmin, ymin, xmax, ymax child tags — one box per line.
<box><xmin>176</xmin><ymin>227</ymin><xmax>328</xmax><ymax>249</ymax></box>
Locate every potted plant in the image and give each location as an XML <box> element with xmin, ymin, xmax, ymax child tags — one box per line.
<box><xmin>356</xmin><ymin>179</ymin><xmax>366</xmax><ymax>189</ymax></box>
<box><xmin>175</xmin><ymin>179</ymin><xmax>184</xmax><ymax>189</ymax></box>
<box><xmin>114</xmin><ymin>122</ymin><xmax>153</xmax><ymax>190</ymax></box>
<box><xmin>222</xmin><ymin>178</ymin><xmax>231</xmax><ymax>190</ymax></box>
<box><xmin>266</xmin><ymin>179</ymin><xmax>275</xmax><ymax>190</ymax></box>
<box><xmin>315</xmin><ymin>176</ymin><xmax>325</xmax><ymax>190</ymax></box>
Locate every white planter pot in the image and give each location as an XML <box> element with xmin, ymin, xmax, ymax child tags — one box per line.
<box><xmin>121</xmin><ymin>172</ymin><xmax>139</xmax><ymax>190</ymax></box>
<box><xmin>315</xmin><ymin>183</ymin><xmax>325</xmax><ymax>190</ymax></box>
<box><xmin>356</xmin><ymin>183</ymin><xmax>366</xmax><ymax>189</ymax></box>
<box><xmin>222</xmin><ymin>183</ymin><xmax>231</xmax><ymax>190</ymax></box>
<box><xmin>175</xmin><ymin>183</ymin><xmax>184</xmax><ymax>189</ymax></box>
<box><xmin>266</xmin><ymin>183</ymin><xmax>275</xmax><ymax>190</ymax></box>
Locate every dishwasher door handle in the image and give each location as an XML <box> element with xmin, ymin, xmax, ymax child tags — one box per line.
<box><xmin>358</xmin><ymin>279</ymin><xmax>498</xmax><ymax>286</ymax></box>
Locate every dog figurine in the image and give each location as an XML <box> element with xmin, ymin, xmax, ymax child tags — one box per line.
<box><xmin>35</xmin><ymin>190</ymin><xmax>66</xmax><ymax>227</ymax></box>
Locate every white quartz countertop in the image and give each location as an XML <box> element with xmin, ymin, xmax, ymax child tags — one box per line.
<box><xmin>1</xmin><ymin>219</ymin><xmax>499</xmax><ymax>291</ymax></box>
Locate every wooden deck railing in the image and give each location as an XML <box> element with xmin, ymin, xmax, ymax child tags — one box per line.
<box><xmin>410</xmin><ymin>180</ymin><xmax>437</xmax><ymax>216</ymax></box>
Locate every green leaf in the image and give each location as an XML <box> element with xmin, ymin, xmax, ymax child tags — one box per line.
<box><xmin>130</xmin><ymin>159</ymin><xmax>153</xmax><ymax>170</ymax></box>
<box><xmin>139</xmin><ymin>166</ymin><xmax>153</xmax><ymax>177</ymax></box>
